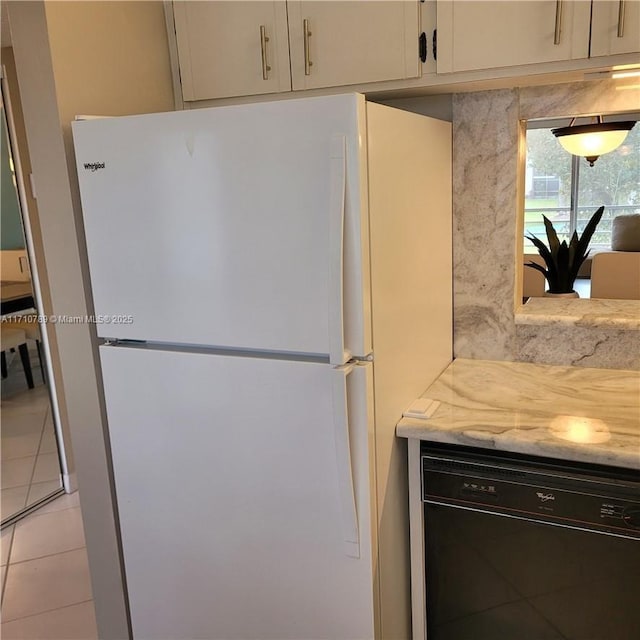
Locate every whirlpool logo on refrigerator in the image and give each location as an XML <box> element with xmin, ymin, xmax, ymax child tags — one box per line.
<box><xmin>83</xmin><ymin>162</ymin><xmax>106</xmax><ymax>172</ymax></box>
<box><xmin>536</xmin><ymin>492</ymin><xmax>556</xmax><ymax>503</ymax></box>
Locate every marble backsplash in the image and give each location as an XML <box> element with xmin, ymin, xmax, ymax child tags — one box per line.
<box><xmin>452</xmin><ymin>80</ymin><xmax>640</xmax><ymax>370</ymax></box>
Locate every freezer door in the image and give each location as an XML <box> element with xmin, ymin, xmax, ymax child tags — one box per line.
<box><xmin>99</xmin><ymin>345</ymin><xmax>375</xmax><ymax>639</ymax></box>
<box><xmin>73</xmin><ymin>95</ymin><xmax>370</xmax><ymax>361</ymax></box>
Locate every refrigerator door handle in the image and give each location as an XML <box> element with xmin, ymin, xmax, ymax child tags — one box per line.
<box><xmin>331</xmin><ymin>363</ymin><xmax>360</xmax><ymax>558</ymax></box>
<box><xmin>328</xmin><ymin>135</ymin><xmax>349</xmax><ymax>366</ymax></box>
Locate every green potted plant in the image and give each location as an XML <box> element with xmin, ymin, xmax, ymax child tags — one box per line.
<box><xmin>525</xmin><ymin>205</ymin><xmax>604</xmax><ymax>296</ymax></box>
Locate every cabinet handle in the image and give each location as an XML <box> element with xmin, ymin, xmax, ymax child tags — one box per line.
<box><xmin>303</xmin><ymin>18</ymin><xmax>313</xmax><ymax>75</ymax></box>
<box><xmin>259</xmin><ymin>25</ymin><xmax>271</xmax><ymax>80</ymax></box>
<box><xmin>419</xmin><ymin>32</ymin><xmax>427</xmax><ymax>63</ymax></box>
<box><xmin>554</xmin><ymin>0</ymin><xmax>563</xmax><ymax>45</ymax></box>
<box><xmin>617</xmin><ymin>0</ymin><xmax>626</xmax><ymax>38</ymax></box>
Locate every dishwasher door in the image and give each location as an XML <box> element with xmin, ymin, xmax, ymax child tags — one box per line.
<box><xmin>421</xmin><ymin>444</ymin><xmax>640</xmax><ymax>640</ymax></box>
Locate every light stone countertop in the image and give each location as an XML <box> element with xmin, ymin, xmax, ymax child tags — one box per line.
<box><xmin>396</xmin><ymin>358</ymin><xmax>640</xmax><ymax>470</ymax></box>
<box><xmin>515</xmin><ymin>298</ymin><xmax>640</xmax><ymax>330</ymax></box>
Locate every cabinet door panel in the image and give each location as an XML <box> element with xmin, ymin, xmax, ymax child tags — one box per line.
<box><xmin>437</xmin><ymin>0</ymin><xmax>591</xmax><ymax>73</ymax></box>
<box><xmin>288</xmin><ymin>1</ymin><xmax>420</xmax><ymax>90</ymax></box>
<box><xmin>591</xmin><ymin>0</ymin><xmax>640</xmax><ymax>57</ymax></box>
<box><xmin>173</xmin><ymin>1</ymin><xmax>291</xmax><ymax>101</ymax></box>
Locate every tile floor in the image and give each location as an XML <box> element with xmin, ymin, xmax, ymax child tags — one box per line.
<box><xmin>0</xmin><ymin>492</ymin><xmax>98</xmax><ymax>639</ymax></box>
<box><xmin>2</xmin><ymin>346</ymin><xmax>63</xmax><ymax>523</ymax></box>
<box><xmin>1</xmin><ymin>386</ymin><xmax>62</xmax><ymax>522</ymax></box>
<box><xmin>2</xmin><ymin>343</ymin><xmax>98</xmax><ymax>637</ymax></box>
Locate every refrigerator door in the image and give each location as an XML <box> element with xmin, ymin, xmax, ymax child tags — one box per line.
<box><xmin>72</xmin><ymin>95</ymin><xmax>371</xmax><ymax>362</ymax></box>
<box><xmin>99</xmin><ymin>344</ymin><xmax>375</xmax><ymax>639</ymax></box>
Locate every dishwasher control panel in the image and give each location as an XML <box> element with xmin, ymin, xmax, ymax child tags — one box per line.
<box><xmin>421</xmin><ymin>445</ymin><xmax>640</xmax><ymax>540</ymax></box>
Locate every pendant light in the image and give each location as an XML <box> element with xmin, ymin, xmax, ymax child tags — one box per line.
<box><xmin>552</xmin><ymin>116</ymin><xmax>636</xmax><ymax>167</ymax></box>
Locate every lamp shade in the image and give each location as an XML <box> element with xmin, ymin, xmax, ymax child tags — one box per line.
<box><xmin>552</xmin><ymin>120</ymin><xmax>635</xmax><ymax>166</ymax></box>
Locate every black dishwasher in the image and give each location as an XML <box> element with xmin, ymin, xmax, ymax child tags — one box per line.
<box><xmin>421</xmin><ymin>442</ymin><xmax>640</xmax><ymax>640</ymax></box>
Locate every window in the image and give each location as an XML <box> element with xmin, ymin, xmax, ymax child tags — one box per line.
<box><xmin>524</xmin><ymin>119</ymin><xmax>640</xmax><ymax>253</ymax></box>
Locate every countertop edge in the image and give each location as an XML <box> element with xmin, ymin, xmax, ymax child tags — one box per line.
<box><xmin>396</xmin><ymin>423</ymin><xmax>639</xmax><ymax>471</ymax></box>
<box><xmin>395</xmin><ymin>358</ymin><xmax>640</xmax><ymax>471</ymax></box>
<box><xmin>515</xmin><ymin>298</ymin><xmax>640</xmax><ymax>330</ymax></box>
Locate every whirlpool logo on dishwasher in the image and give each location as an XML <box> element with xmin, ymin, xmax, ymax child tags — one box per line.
<box><xmin>83</xmin><ymin>162</ymin><xmax>106</xmax><ymax>172</ymax></box>
<box><xmin>536</xmin><ymin>492</ymin><xmax>556</xmax><ymax>502</ymax></box>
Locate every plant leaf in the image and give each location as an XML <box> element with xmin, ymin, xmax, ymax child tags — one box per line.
<box><xmin>526</xmin><ymin>233</ymin><xmax>559</xmax><ymax>289</ymax></box>
<box><xmin>543</xmin><ymin>215</ymin><xmax>561</xmax><ymax>255</ymax></box>
<box><xmin>524</xmin><ymin>261</ymin><xmax>548</xmax><ymax>277</ymax></box>
<box><xmin>567</xmin><ymin>231</ymin><xmax>579</xmax><ymax>282</ymax></box>
<box><xmin>525</xmin><ymin>206</ymin><xmax>605</xmax><ymax>294</ymax></box>
<box><xmin>526</xmin><ymin>233</ymin><xmax>552</xmax><ymax>261</ymax></box>
<box><xmin>575</xmin><ymin>206</ymin><xmax>605</xmax><ymax>262</ymax></box>
<box><xmin>554</xmin><ymin>241</ymin><xmax>571</xmax><ymax>292</ymax></box>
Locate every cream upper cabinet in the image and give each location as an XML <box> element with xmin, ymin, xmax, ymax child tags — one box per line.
<box><xmin>173</xmin><ymin>1</ymin><xmax>291</xmax><ymax>101</ymax></box>
<box><xmin>287</xmin><ymin>1</ymin><xmax>421</xmax><ymax>90</ymax></box>
<box><xmin>590</xmin><ymin>0</ymin><xmax>640</xmax><ymax>57</ymax></box>
<box><xmin>172</xmin><ymin>1</ymin><xmax>422</xmax><ymax>101</ymax></box>
<box><xmin>436</xmin><ymin>1</ymin><xmax>592</xmax><ymax>74</ymax></box>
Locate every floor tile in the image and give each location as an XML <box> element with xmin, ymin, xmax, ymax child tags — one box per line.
<box><xmin>531</xmin><ymin>575</ymin><xmax>640</xmax><ymax>639</ymax></box>
<box><xmin>1</xmin><ymin>433</ymin><xmax>42</xmax><ymax>461</ymax></box>
<box><xmin>11</xmin><ymin>507</ymin><xmax>86</xmax><ymax>564</ymax></box>
<box><xmin>26</xmin><ymin>480</ymin><xmax>63</xmax><ymax>506</ymax></box>
<box><xmin>1</xmin><ymin>487</ymin><xmax>29</xmax><ymax>522</ymax></box>
<box><xmin>1</xmin><ymin>564</ymin><xmax>6</xmax><ymax>601</ymax></box>
<box><xmin>1</xmin><ymin>353</ymin><xmax>45</xmax><ymax>398</ymax></box>
<box><xmin>1</xmin><ymin>548</ymin><xmax>93</xmax><ymax>622</ymax></box>
<box><xmin>0</xmin><ymin>600</ymin><xmax>97</xmax><ymax>639</ymax></box>
<box><xmin>2</xmin><ymin>351</ymin><xmax>62</xmax><ymax>525</ymax></box>
<box><xmin>30</xmin><ymin>452</ymin><xmax>61</xmax><ymax>484</ymax></box>
<box><xmin>32</xmin><ymin>491</ymin><xmax>80</xmax><ymax>516</ymax></box>
<box><xmin>1</xmin><ymin>526</ymin><xmax>14</xmax><ymax>566</ymax></box>
<box><xmin>431</xmin><ymin>541</ymin><xmax>521</xmax><ymax>623</ymax></box>
<box><xmin>1</xmin><ymin>458</ymin><xmax>36</xmax><ymax>490</ymax></box>
<box><xmin>0</xmin><ymin>394</ymin><xmax>49</xmax><ymax>422</ymax></box>
<box><xmin>476</xmin><ymin>523</ymin><xmax>586</xmax><ymax>597</ymax></box>
<box><xmin>38</xmin><ymin>418</ymin><xmax>58</xmax><ymax>455</ymax></box>
<box><xmin>435</xmin><ymin>600</ymin><xmax>564</xmax><ymax>640</ymax></box>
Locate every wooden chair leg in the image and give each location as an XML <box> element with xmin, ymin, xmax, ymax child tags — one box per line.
<box><xmin>1</xmin><ymin>351</ymin><xmax>7</xmax><ymax>378</ymax></box>
<box><xmin>18</xmin><ymin>343</ymin><xmax>34</xmax><ymax>389</ymax></box>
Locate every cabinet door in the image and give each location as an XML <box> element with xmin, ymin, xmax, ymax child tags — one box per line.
<box><xmin>288</xmin><ymin>1</ymin><xmax>421</xmax><ymax>90</ymax></box>
<box><xmin>173</xmin><ymin>1</ymin><xmax>291</xmax><ymax>101</ymax></box>
<box><xmin>437</xmin><ymin>0</ymin><xmax>591</xmax><ymax>73</ymax></box>
<box><xmin>591</xmin><ymin>0</ymin><xmax>640</xmax><ymax>57</ymax></box>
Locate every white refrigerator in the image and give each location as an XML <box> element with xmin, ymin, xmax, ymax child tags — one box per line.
<box><xmin>72</xmin><ymin>93</ymin><xmax>452</xmax><ymax>640</ymax></box>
